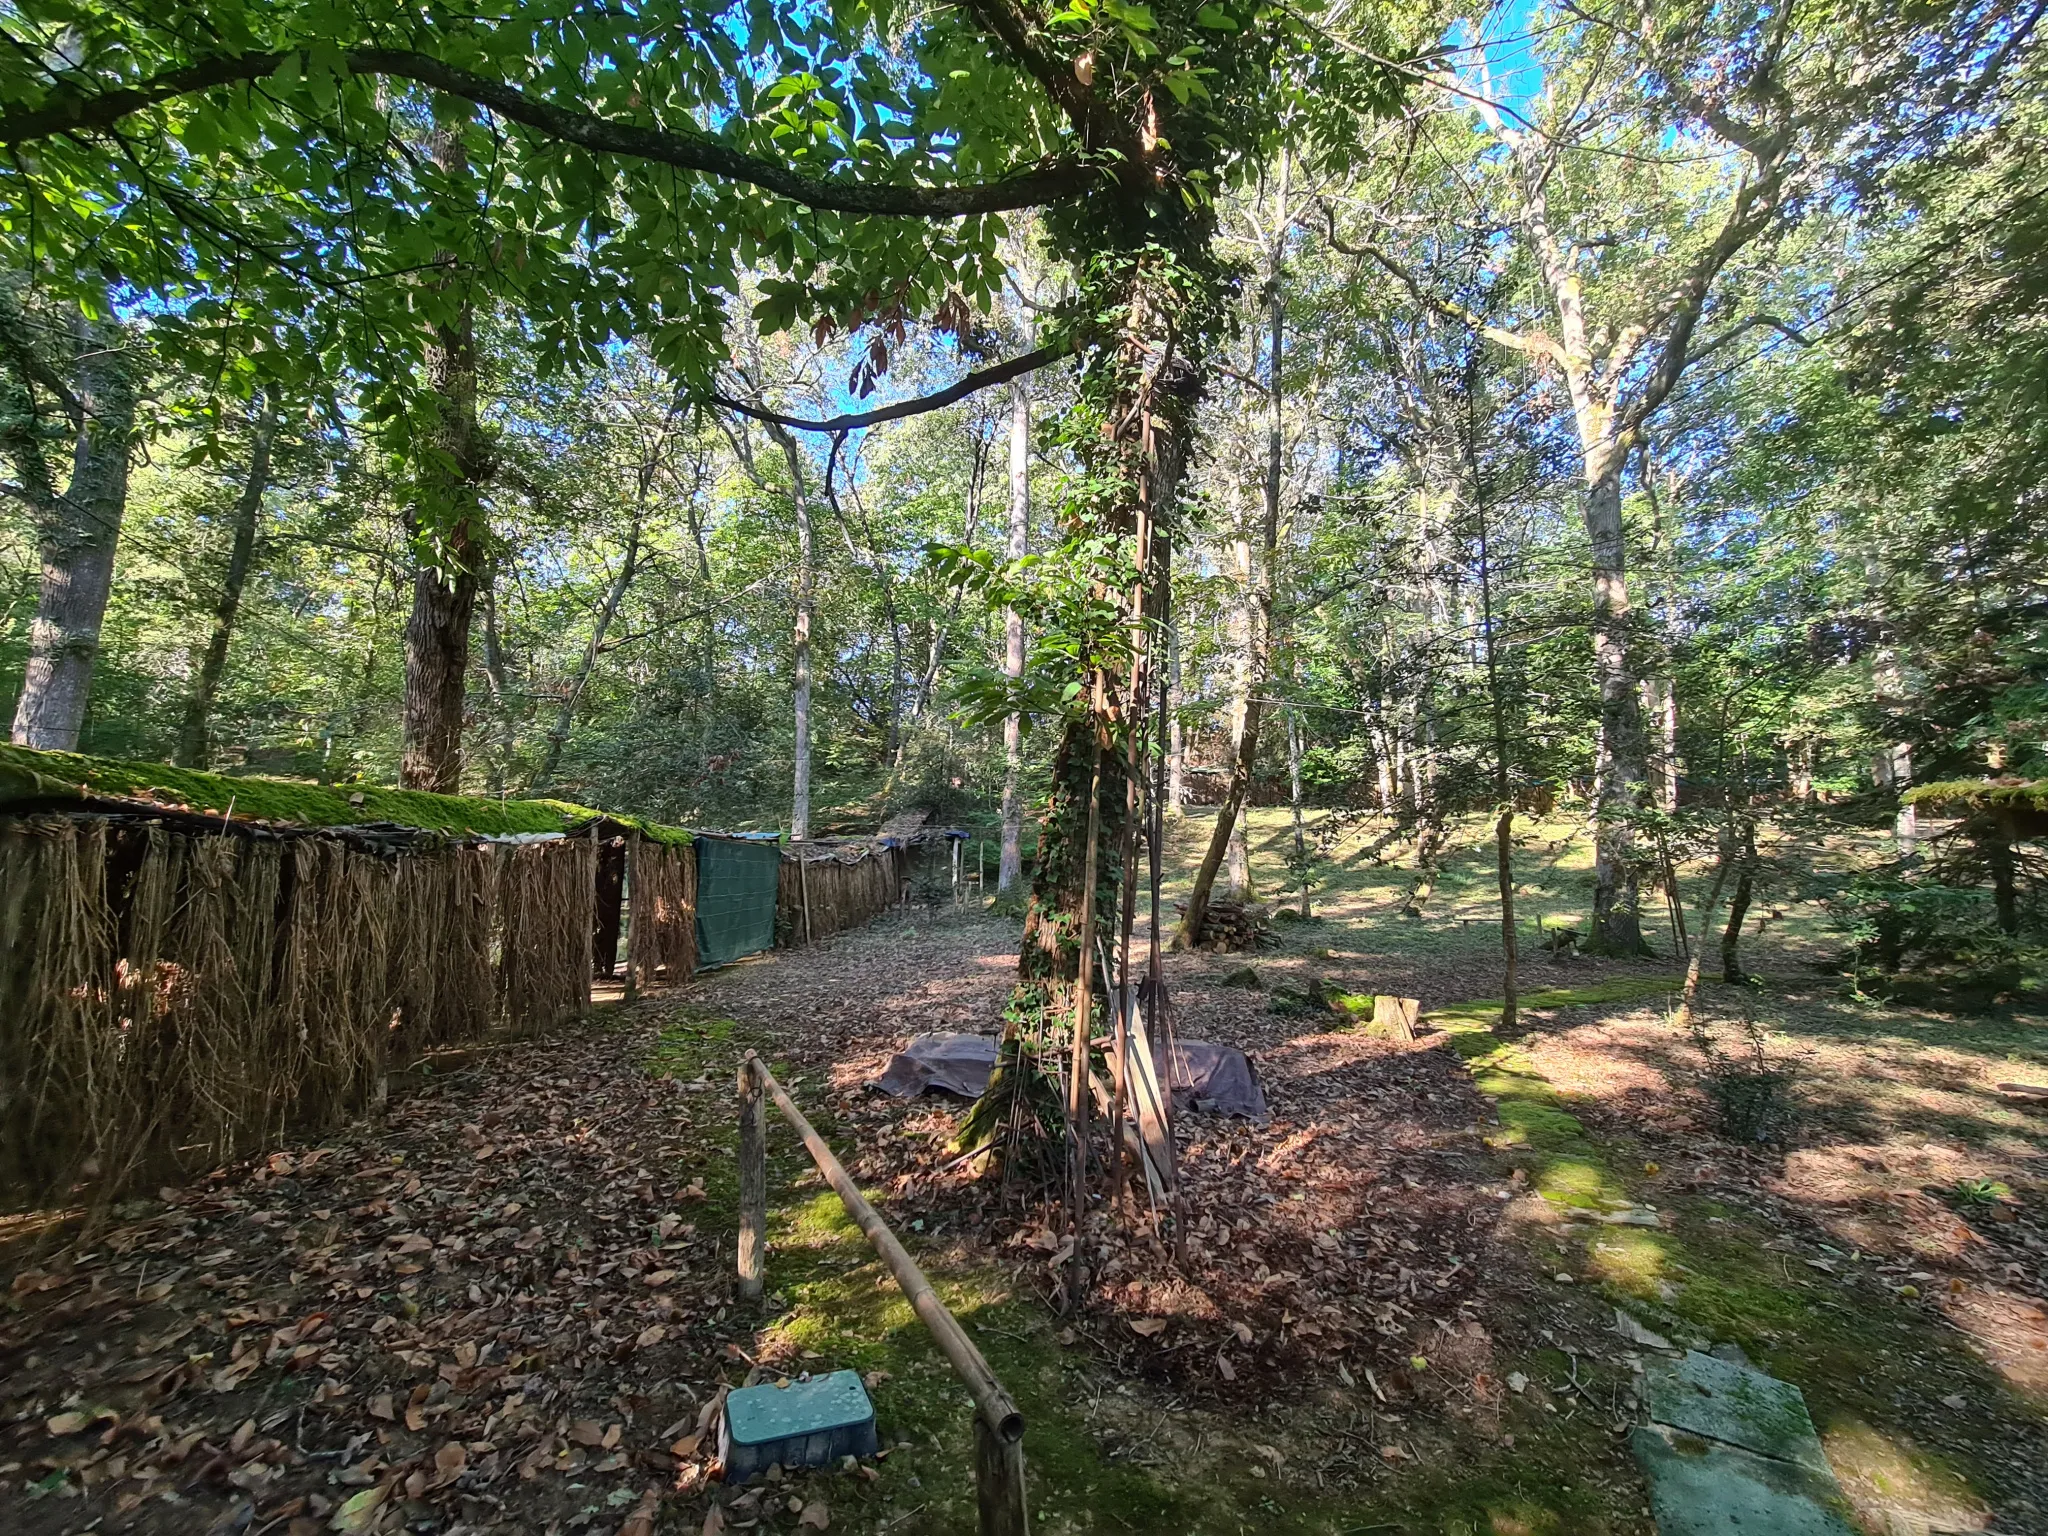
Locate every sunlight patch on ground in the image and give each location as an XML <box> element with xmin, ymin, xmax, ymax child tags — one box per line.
<box><xmin>1821</xmin><ymin>1417</ymin><xmax>1994</xmax><ymax>1534</ymax></box>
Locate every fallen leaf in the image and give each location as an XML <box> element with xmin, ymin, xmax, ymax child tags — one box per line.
<box><xmin>702</xmin><ymin>1504</ymin><xmax>726</xmax><ymax>1536</ymax></box>
<box><xmin>330</xmin><ymin>1484</ymin><xmax>387</xmax><ymax>1532</ymax></box>
<box><xmin>434</xmin><ymin>1442</ymin><xmax>467</xmax><ymax>1482</ymax></box>
<box><xmin>366</xmin><ymin>1393</ymin><xmax>394</xmax><ymax>1422</ymax></box>
<box><xmin>636</xmin><ymin>1324</ymin><xmax>667</xmax><ymax>1349</ymax></box>
<box><xmin>571</xmin><ymin>1420</ymin><xmax>606</xmax><ymax>1448</ymax></box>
<box><xmin>1129</xmin><ymin>1318</ymin><xmax>1168</xmax><ymax>1338</ymax></box>
<box><xmin>798</xmin><ymin>1499</ymin><xmax>830</xmax><ymax>1529</ymax></box>
<box><xmin>1215</xmin><ymin>1353</ymin><xmax>1236</xmax><ymax>1381</ymax></box>
<box><xmin>45</xmin><ymin>1412</ymin><xmax>89</xmax><ymax>1435</ymax></box>
<box><xmin>619</xmin><ymin>1489</ymin><xmax>663</xmax><ymax>1536</ymax></box>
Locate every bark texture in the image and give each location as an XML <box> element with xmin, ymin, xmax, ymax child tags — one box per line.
<box><xmin>2</xmin><ymin>298</ymin><xmax>139</xmax><ymax>752</ymax></box>
<box><xmin>399</xmin><ymin>119</ymin><xmax>490</xmax><ymax>793</ymax></box>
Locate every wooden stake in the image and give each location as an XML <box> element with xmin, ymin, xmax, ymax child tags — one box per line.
<box><xmin>975</xmin><ymin>1411</ymin><xmax>1030</xmax><ymax>1536</ymax></box>
<box><xmin>737</xmin><ymin>1058</ymin><xmax>766</xmax><ymax>1299</ymax></box>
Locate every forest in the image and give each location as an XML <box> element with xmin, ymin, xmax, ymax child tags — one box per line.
<box><xmin>1</xmin><ymin>0</ymin><xmax>2045</xmax><ymax>1533</ymax></box>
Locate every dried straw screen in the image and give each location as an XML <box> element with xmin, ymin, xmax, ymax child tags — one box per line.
<box><xmin>627</xmin><ymin>837</ymin><xmax>696</xmax><ymax>988</ymax></box>
<box><xmin>777</xmin><ymin>846</ymin><xmax>903</xmax><ymax>946</ymax></box>
<box><xmin>496</xmin><ymin>835</ymin><xmax>597</xmax><ymax>1036</ymax></box>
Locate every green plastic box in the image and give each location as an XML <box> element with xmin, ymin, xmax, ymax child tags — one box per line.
<box><xmin>719</xmin><ymin>1370</ymin><xmax>879</xmax><ymax>1482</ymax></box>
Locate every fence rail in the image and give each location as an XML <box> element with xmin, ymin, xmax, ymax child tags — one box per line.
<box><xmin>737</xmin><ymin>1051</ymin><xmax>1027</xmax><ymax>1535</ymax></box>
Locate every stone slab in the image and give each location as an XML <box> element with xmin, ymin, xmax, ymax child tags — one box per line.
<box><xmin>1643</xmin><ymin>1349</ymin><xmax>1831</xmax><ymax>1475</ymax></box>
<box><xmin>1632</xmin><ymin>1425</ymin><xmax>1860</xmax><ymax>1536</ymax></box>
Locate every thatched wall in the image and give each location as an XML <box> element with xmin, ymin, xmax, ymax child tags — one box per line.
<box><xmin>0</xmin><ymin>814</ymin><xmax>601</xmax><ymax>1205</ymax></box>
<box><xmin>778</xmin><ymin>844</ymin><xmax>903</xmax><ymax>946</ymax></box>
<box><xmin>627</xmin><ymin>835</ymin><xmax>696</xmax><ymax>988</ymax></box>
<box><xmin>498</xmin><ymin>835</ymin><xmax>598</xmax><ymax>1035</ymax></box>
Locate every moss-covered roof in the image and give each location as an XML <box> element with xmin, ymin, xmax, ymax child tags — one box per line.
<box><xmin>1902</xmin><ymin>777</ymin><xmax>2048</xmax><ymax>814</ymax></box>
<box><xmin>0</xmin><ymin>744</ymin><xmax>691</xmax><ymax>845</ymax></box>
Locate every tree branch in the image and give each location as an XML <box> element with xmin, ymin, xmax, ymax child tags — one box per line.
<box><xmin>1</xmin><ymin>46</ymin><xmax>1094</xmax><ymax>217</ymax></box>
<box><xmin>711</xmin><ymin>337</ymin><xmax>1078</xmax><ymax>433</ymax></box>
<box><xmin>1320</xmin><ymin>202</ymin><xmax>1568</xmax><ymax>368</ymax></box>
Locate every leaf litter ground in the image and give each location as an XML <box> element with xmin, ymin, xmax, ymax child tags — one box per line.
<box><xmin>8</xmin><ymin>844</ymin><xmax>2042</xmax><ymax>1533</ymax></box>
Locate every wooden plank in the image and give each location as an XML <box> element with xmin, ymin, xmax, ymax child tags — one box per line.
<box><xmin>1121</xmin><ymin>991</ymin><xmax>1175</xmax><ymax>1201</ymax></box>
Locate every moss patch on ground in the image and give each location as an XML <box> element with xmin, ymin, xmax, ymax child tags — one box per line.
<box><xmin>1429</xmin><ymin>982</ymin><xmax>2037</xmax><ymax>1530</ymax></box>
<box><xmin>0</xmin><ymin>742</ymin><xmax>692</xmax><ymax>842</ymax></box>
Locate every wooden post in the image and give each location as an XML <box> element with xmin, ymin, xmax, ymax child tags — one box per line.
<box><xmin>798</xmin><ymin>846</ymin><xmax>814</xmax><ymax>945</ymax></box>
<box><xmin>623</xmin><ymin>833</ymin><xmax>640</xmax><ymax>1002</ymax></box>
<box><xmin>737</xmin><ymin>1057</ymin><xmax>767</xmax><ymax>1299</ymax></box>
<box><xmin>975</xmin><ymin>1411</ymin><xmax>1029</xmax><ymax>1536</ymax></box>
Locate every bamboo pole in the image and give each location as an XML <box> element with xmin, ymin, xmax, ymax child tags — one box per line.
<box><xmin>741</xmin><ymin>1053</ymin><xmax>1026</xmax><ymax>1446</ymax></box>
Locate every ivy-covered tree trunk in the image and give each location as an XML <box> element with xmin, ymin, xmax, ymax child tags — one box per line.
<box><xmin>1</xmin><ymin>297</ymin><xmax>138</xmax><ymax>753</ymax></box>
<box><xmin>175</xmin><ymin>398</ymin><xmax>277</xmax><ymax>768</ymax></box>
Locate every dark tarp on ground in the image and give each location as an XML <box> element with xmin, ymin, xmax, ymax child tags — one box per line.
<box><xmin>875</xmin><ymin>1032</ymin><xmax>1269</xmax><ymax>1119</ymax></box>
<box><xmin>694</xmin><ymin>835</ymin><xmax>782</xmax><ymax>967</ymax></box>
<box><xmin>875</xmin><ymin>1033</ymin><xmax>999</xmax><ymax>1098</ymax></box>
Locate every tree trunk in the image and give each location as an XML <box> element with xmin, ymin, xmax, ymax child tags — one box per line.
<box><xmin>175</xmin><ymin>398</ymin><xmax>277</xmax><ymax>768</ymax></box>
<box><xmin>1177</xmin><ymin>233</ymin><xmax>1284</xmax><ymax>949</ymax></box>
<box><xmin>527</xmin><ymin>511</ymin><xmax>642</xmax><ymax>794</ymax></box>
<box><xmin>1644</xmin><ymin>674</ymin><xmax>1680</xmax><ymax>811</ymax></box>
<box><xmin>3</xmin><ymin>301</ymin><xmax>139</xmax><ymax>752</ymax></box>
<box><xmin>399</xmin><ymin>117</ymin><xmax>488</xmax><ymax>794</ymax></box>
<box><xmin>765</xmin><ymin>421</ymin><xmax>815</xmax><ymax>842</ymax></box>
<box><xmin>1583</xmin><ymin>453</ymin><xmax>1647</xmax><ymax>954</ymax></box>
<box><xmin>478</xmin><ymin>566</ymin><xmax>516</xmax><ymax>796</ymax></box>
<box><xmin>998</xmin><ymin>375</ymin><xmax>1030</xmax><ymax>895</ymax></box>
<box><xmin>1285</xmin><ymin>704</ymin><xmax>1308</xmax><ymax>916</ymax></box>
<box><xmin>1165</xmin><ymin>620</ymin><xmax>1186</xmax><ymax>816</ymax></box>
<box><xmin>1720</xmin><ymin>820</ymin><xmax>1756</xmax><ymax>984</ymax></box>
<box><xmin>1471</xmin><ymin>433</ymin><xmax>1518</xmax><ymax>1032</ymax></box>
<box><xmin>1985</xmin><ymin>815</ymin><xmax>2020</xmax><ymax>937</ymax></box>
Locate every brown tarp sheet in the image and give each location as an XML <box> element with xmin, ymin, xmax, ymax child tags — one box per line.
<box><xmin>875</xmin><ymin>1031</ymin><xmax>1268</xmax><ymax>1119</ymax></box>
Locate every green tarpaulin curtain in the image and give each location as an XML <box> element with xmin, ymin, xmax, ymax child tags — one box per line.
<box><xmin>694</xmin><ymin>835</ymin><xmax>782</xmax><ymax>966</ymax></box>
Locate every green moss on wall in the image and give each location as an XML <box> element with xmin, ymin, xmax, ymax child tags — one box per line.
<box><xmin>0</xmin><ymin>743</ymin><xmax>692</xmax><ymax>844</ymax></box>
